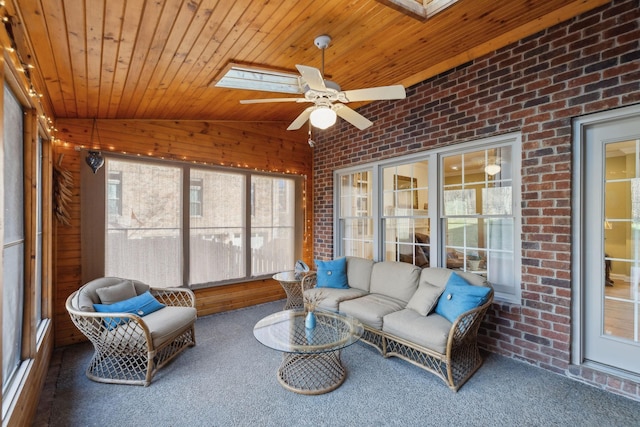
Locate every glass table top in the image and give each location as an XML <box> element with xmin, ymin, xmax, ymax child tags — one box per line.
<box><xmin>253</xmin><ymin>309</ymin><xmax>363</xmax><ymax>354</ymax></box>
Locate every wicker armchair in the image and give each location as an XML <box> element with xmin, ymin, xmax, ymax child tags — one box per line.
<box><xmin>66</xmin><ymin>277</ymin><xmax>197</xmax><ymax>386</ymax></box>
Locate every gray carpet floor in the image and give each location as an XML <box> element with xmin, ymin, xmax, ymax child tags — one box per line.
<box><xmin>37</xmin><ymin>300</ymin><xmax>640</xmax><ymax>426</ymax></box>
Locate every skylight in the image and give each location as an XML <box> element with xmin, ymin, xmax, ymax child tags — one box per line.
<box><xmin>212</xmin><ymin>63</ymin><xmax>303</xmax><ymax>94</ymax></box>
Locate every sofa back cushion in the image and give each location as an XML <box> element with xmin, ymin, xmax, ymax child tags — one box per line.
<box><xmin>346</xmin><ymin>256</ymin><xmax>374</xmax><ymax>292</ymax></box>
<box><xmin>315</xmin><ymin>257</ymin><xmax>349</xmax><ymax>289</ymax></box>
<box><xmin>75</xmin><ymin>277</ymin><xmax>151</xmax><ymax>312</ymax></box>
<box><xmin>434</xmin><ymin>272</ymin><xmax>492</xmax><ymax>323</ymax></box>
<box><xmin>369</xmin><ymin>261</ymin><xmax>421</xmax><ymax>303</ymax></box>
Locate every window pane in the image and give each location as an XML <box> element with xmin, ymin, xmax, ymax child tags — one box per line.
<box><xmin>382</xmin><ymin>160</ymin><xmax>429</xmax><ymax>267</ymax></box>
<box><xmin>338</xmin><ymin>171</ymin><xmax>373</xmax><ymax>258</ymax></box>
<box><xmin>190</xmin><ymin>169</ymin><xmax>245</xmax><ymax>284</ymax></box>
<box><xmin>190</xmin><ymin>178</ymin><xmax>203</xmax><ymax>217</ymax></box>
<box><xmin>106</xmin><ymin>159</ymin><xmax>182</xmax><ymax>287</ymax></box>
<box><xmin>342</xmin><ymin>218</ymin><xmax>373</xmax><ymax>258</ymax></box>
<box><xmin>2</xmin><ymin>245</ymin><xmax>24</xmax><ymax>389</ymax></box>
<box><xmin>35</xmin><ymin>137</ymin><xmax>43</xmax><ymax>324</ymax></box>
<box><xmin>107</xmin><ymin>171</ymin><xmax>122</xmax><ymax>217</ymax></box>
<box><xmin>251</xmin><ymin>176</ymin><xmax>295</xmax><ymax>276</ymax></box>
<box><xmin>442</xmin><ymin>145</ymin><xmax>515</xmax><ymax>293</ymax></box>
<box><xmin>2</xmin><ymin>84</ymin><xmax>24</xmax><ymax>391</ymax></box>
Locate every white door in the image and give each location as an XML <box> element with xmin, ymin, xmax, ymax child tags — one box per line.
<box><xmin>583</xmin><ymin>112</ymin><xmax>640</xmax><ymax>374</ymax></box>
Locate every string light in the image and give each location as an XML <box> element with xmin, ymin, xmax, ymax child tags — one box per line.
<box><xmin>1</xmin><ymin>6</ymin><xmax>58</xmax><ymax>144</ymax></box>
<box><xmin>0</xmin><ymin>8</ymin><xmax>305</xmax><ymax>179</ymax></box>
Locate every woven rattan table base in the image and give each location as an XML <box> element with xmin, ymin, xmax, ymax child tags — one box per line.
<box><xmin>277</xmin><ymin>351</ymin><xmax>345</xmax><ymax>395</ymax></box>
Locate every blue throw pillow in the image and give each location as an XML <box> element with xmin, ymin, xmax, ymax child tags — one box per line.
<box><xmin>93</xmin><ymin>291</ymin><xmax>166</xmax><ymax>330</ymax></box>
<box><xmin>315</xmin><ymin>257</ymin><xmax>349</xmax><ymax>289</ymax></box>
<box><xmin>434</xmin><ymin>272</ymin><xmax>491</xmax><ymax>323</ymax></box>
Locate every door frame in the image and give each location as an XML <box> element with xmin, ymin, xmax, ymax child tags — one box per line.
<box><xmin>571</xmin><ymin>103</ymin><xmax>640</xmax><ymax>378</ymax></box>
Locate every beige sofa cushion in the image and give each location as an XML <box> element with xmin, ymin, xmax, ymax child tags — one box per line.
<box><xmin>75</xmin><ymin>277</ymin><xmax>151</xmax><ymax>312</ymax></box>
<box><xmin>95</xmin><ymin>280</ymin><xmax>137</xmax><ymax>304</ymax></box>
<box><xmin>143</xmin><ymin>306</ymin><xmax>197</xmax><ymax>348</ymax></box>
<box><xmin>104</xmin><ymin>305</ymin><xmax>196</xmax><ymax>349</ymax></box>
<box><xmin>369</xmin><ymin>261</ymin><xmax>421</xmax><ymax>303</ymax></box>
<box><xmin>346</xmin><ymin>256</ymin><xmax>374</xmax><ymax>292</ymax></box>
<box><xmin>306</xmin><ymin>287</ymin><xmax>368</xmax><ymax>312</ymax></box>
<box><xmin>382</xmin><ymin>308</ymin><xmax>452</xmax><ymax>354</ymax></box>
<box><xmin>406</xmin><ymin>281</ymin><xmax>443</xmax><ymax>316</ymax></box>
<box><xmin>405</xmin><ymin>268</ymin><xmax>453</xmax><ymax>316</ymax></box>
<box><xmin>339</xmin><ymin>294</ymin><xmax>405</xmax><ymax>330</ymax></box>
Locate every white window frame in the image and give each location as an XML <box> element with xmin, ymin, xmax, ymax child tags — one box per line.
<box><xmin>334</xmin><ymin>132</ymin><xmax>522</xmax><ymax>303</ymax></box>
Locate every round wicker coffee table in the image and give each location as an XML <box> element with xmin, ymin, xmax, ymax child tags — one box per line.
<box><xmin>253</xmin><ymin>309</ymin><xmax>363</xmax><ymax>395</ymax></box>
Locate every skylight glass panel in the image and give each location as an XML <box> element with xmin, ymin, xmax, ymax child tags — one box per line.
<box><xmin>215</xmin><ymin>66</ymin><xmax>303</xmax><ymax>94</ymax></box>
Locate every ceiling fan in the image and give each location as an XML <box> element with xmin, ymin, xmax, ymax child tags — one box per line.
<box><xmin>239</xmin><ymin>35</ymin><xmax>406</xmax><ymax>131</ymax></box>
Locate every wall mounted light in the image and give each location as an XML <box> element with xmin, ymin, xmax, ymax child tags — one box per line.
<box><xmin>310</xmin><ymin>106</ymin><xmax>337</xmax><ymax>129</ymax></box>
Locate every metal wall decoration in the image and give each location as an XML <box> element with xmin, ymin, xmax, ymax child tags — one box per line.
<box><xmin>86</xmin><ymin>118</ymin><xmax>104</xmax><ymax>173</ymax></box>
<box><xmin>85</xmin><ymin>150</ymin><xmax>104</xmax><ymax>173</ymax></box>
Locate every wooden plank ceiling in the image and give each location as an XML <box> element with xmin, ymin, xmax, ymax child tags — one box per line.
<box><xmin>10</xmin><ymin>0</ymin><xmax>609</xmax><ymax>125</ymax></box>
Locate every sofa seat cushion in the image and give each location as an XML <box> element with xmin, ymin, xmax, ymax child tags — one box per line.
<box><xmin>142</xmin><ymin>306</ymin><xmax>197</xmax><ymax>348</ymax></box>
<box><xmin>369</xmin><ymin>261</ymin><xmax>421</xmax><ymax>303</ymax></box>
<box><xmin>339</xmin><ymin>294</ymin><xmax>406</xmax><ymax>330</ymax></box>
<box><xmin>383</xmin><ymin>309</ymin><xmax>452</xmax><ymax>354</ymax></box>
<box><xmin>305</xmin><ymin>287</ymin><xmax>368</xmax><ymax>312</ymax></box>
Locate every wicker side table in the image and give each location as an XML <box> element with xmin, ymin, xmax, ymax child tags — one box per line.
<box><xmin>273</xmin><ymin>270</ymin><xmax>309</xmax><ymax>310</ymax></box>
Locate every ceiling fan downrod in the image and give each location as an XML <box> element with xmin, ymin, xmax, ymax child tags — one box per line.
<box><xmin>314</xmin><ymin>35</ymin><xmax>331</xmax><ymax>78</ymax></box>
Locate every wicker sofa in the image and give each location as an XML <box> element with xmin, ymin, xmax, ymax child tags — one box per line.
<box><xmin>302</xmin><ymin>256</ymin><xmax>493</xmax><ymax>391</ymax></box>
<box><xmin>66</xmin><ymin>277</ymin><xmax>197</xmax><ymax>386</ymax></box>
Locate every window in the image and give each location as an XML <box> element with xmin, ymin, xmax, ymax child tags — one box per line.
<box><xmin>189</xmin><ymin>169</ymin><xmax>245</xmax><ymax>284</ymax></box>
<box><xmin>107</xmin><ymin>171</ymin><xmax>122</xmax><ymax>217</ymax></box>
<box><xmin>251</xmin><ymin>175</ymin><xmax>296</xmax><ymax>275</ymax></box>
<box><xmin>335</xmin><ymin>133</ymin><xmax>521</xmax><ymax>303</ymax></box>
<box><xmin>35</xmin><ymin>135</ymin><xmax>44</xmax><ymax>328</ymax></box>
<box><xmin>442</xmin><ymin>145</ymin><xmax>517</xmax><ymax>298</ymax></box>
<box><xmin>2</xmin><ymin>84</ymin><xmax>25</xmax><ymax>402</ymax></box>
<box><xmin>105</xmin><ymin>159</ymin><xmax>182</xmax><ymax>287</ymax></box>
<box><xmin>338</xmin><ymin>171</ymin><xmax>374</xmax><ymax>259</ymax></box>
<box><xmin>382</xmin><ymin>161</ymin><xmax>430</xmax><ymax>267</ymax></box>
<box><xmin>190</xmin><ymin>178</ymin><xmax>203</xmax><ymax>217</ymax></box>
<box><xmin>96</xmin><ymin>156</ymin><xmax>302</xmax><ymax>288</ymax></box>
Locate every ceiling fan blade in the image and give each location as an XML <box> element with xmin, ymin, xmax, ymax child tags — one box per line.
<box><xmin>287</xmin><ymin>107</ymin><xmax>315</xmax><ymax>130</ymax></box>
<box><xmin>240</xmin><ymin>97</ymin><xmax>308</xmax><ymax>104</ymax></box>
<box><xmin>296</xmin><ymin>65</ymin><xmax>327</xmax><ymax>91</ymax></box>
<box><xmin>333</xmin><ymin>104</ymin><xmax>373</xmax><ymax>130</ymax></box>
<box><xmin>342</xmin><ymin>85</ymin><xmax>406</xmax><ymax>102</ymax></box>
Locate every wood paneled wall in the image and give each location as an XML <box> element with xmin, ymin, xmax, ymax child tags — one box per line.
<box><xmin>53</xmin><ymin>119</ymin><xmax>312</xmax><ymax>347</ymax></box>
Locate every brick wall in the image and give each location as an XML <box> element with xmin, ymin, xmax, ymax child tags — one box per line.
<box><xmin>313</xmin><ymin>0</ymin><xmax>640</xmax><ymax>400</ymax></box>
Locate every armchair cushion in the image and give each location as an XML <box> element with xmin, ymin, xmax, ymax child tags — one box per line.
<box><xmin>95</xmin><ymin>280</ymin><xmax>137</xmax><ymax>304</ymax></box>
<box><xmin>434</xmin><ymin>272</ymin><xmax>491</xmax><ymax>323</ymax></box>
<box><xmin>93</xmin><ymin>291</ymin><xmax>166</xmax><ymax>330</ymax></box>
<box><xmin>143</xmin><ymin>306</ymin><xmax>198</xmax><ymax>347</ymax></box>
<box><xmin>315</xmin><ymin>257</ymin><xmax>349</xmax><ymax>289</ymax></box>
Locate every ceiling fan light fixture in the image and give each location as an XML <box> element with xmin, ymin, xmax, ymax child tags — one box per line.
<box><xmin>310</xmin><ymin>107</ymin><xmax>337</xmax><ymax>129</ymax></box>
<box><xmin>485</xmin><ymin>163</ymin><xmax>501</xmax><ymax>176</ymax></box>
